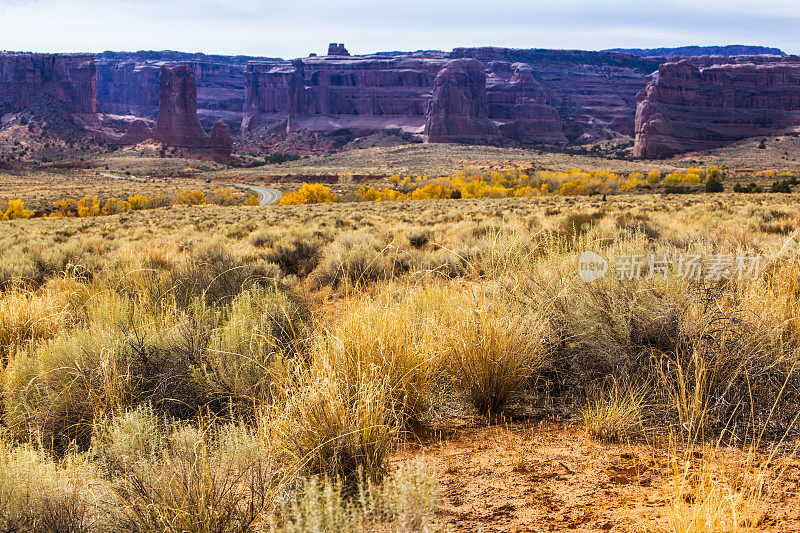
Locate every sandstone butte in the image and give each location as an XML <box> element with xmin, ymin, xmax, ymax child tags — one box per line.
<box><xmin>104</xmin><ymin>65</ymin><xmax>233</xmax><ymax>162</ymax></box>
<box><xmin>3</xmin><ymin>46</ymin><xmax>800</xmax><ymax>158</ymax></box>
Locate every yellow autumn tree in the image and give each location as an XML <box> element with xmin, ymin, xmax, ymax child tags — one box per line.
<box><xmin>208</xmin><ymin>187</ymin><xmax>238</xmax><ymax>206</ymax></box>
<box><xmin>4</xmin><ymin>200</ymin><xmax>34</xmax><ymax>220</ymax></box>
<box><xmin>128</xmin><ymin>194</ymin><xmax>152</xmax><ymax>210</ymax></box>
<box><xmin>279</xmin><ymin>184</ymin><xmax>337</xmax><ymax>205</ymax></box>
<box><xmin>49</xmin><ymin>199</ymin><xmax>75</xmax><ymax>217</ymax></box>
<box><xmin>102</xmin><ymin>197</ymin><xmax>131</xmax><ymax>215</ymax></box>
<box><xmin>176</xmin><ymin>189</ymin><xmax>207</xmax><ymax>206</ymax></box>
<box><xmin>76</xmin><ymin>196</ymin><xmax>100</xmax><ymax>217</ymax></box>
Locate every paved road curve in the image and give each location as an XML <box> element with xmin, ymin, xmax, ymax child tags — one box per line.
<box><xmin>232</xmin><ymin>183</ymin><xmax>282</xmax><ymax>206</ymax></box>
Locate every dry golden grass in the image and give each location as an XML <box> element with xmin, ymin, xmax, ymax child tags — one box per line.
<box><xmin>671</xmin><ymin>133</ymin><xmax>800</xmax><ymax>172</ymax></box>
<box><xmin>205</xmin><ymin>143</ymin><xmax>682</xmax><ymax>180</ymax></box>
<box><xmin>1</xmin><ymin>169</ymin><xmax>800</xmax><ymax>531</ymax></box>
<box><xmin>0</xmin><ymin>169</ymin><xmax>224</xmax><ymax>211</ymax></box>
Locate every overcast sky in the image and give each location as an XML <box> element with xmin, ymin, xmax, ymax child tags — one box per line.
<box><xmin>2</xmin><ymin>0</ymin><xmax>799</xmax><ymax>58</ymax></box>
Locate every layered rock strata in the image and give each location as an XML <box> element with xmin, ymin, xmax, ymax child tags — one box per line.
<box><xmin>634</xmin><ymin>58</ymin><xmax>800</xmax><ymax>158</ymax></box>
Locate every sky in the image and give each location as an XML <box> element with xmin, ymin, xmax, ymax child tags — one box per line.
<box><xmin>2</xmin><ymin>0</ymin><xmax>799</xmax><ymax>58</ymax></box>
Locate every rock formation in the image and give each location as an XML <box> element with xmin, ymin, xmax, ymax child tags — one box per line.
<box><xmin>154</xmin><ymin>65</ymin><xmax>210</xmax><ymax>148</ymax></box>
<box><xmin>107</xmin><ymin>65</ymin><xmax>232</xmax><ymax>161</ymax></box>
<box><xmin>0</xmin><ymin>53</ymin><xmax>96</xmax><ymax>117</ymax></box>
<box><xmin>327</xmin><ymin>43</ymin><xmax>350</xmax><ymax>57</ymax></box>
<box><xmin>95</xmin><ymin>58</ymin><xmax>160</xmax><ymax>118</ymax></box>
<box><xmin>243</xmin><ymin>54</ymin><xmax>445</xmax><ymax>139</ymax></box>
<box><xmin>633</xmin><ymin>58</ymin><xmax>800</xmax><ymax>158</ymax></box>
<box><xmin>118</xmin><ymin>119</ymin><xmax>154</xmax><ymax>145</ymax></box>
<box><xmin>485</xmin><ymin>62</ymin><xmax>566</xmax><ymax>144</ymax></box>
<box><xmin>208</xmin><ymin>120</ymin><xmax>233</xmax><ymax>160</ymax></box>
<box><xmin>425</xmin><ymin>59</ymin><xmax>501</xmax><ymax>143</ymax></box>
<box><xmin>608</xmin><ymin>45</ymin><xmax>785</xmax><ymax>58</ymax></box>
<box><xmin>95</xmin><ymin>51</ymin><xmax>283</xmax><ymax>133</ymax></box>
<box><xmin>6</xmin><ymin>46</ymin><xmax>800</xmax><ymax>157</ymax></box>
<box><xmin>450</xmin><ymin>48</ymin><xmax>662</xmax><ymax>140</ymax></box>
<box><xmin>241</xmin><ymin>48</ymin><xmax>664</xmax><ymax>146</ymax></box>
<box><xmin>241</xmin><ymin>63</ymin><xmax>300</xmax><ymax>131</ymax></box>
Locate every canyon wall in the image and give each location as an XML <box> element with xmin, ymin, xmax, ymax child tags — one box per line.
<box><xmin>425</xmin><ymin>59</ymin><xmax>501</xmax><ymax>143</ymax></box>
<box><xmin>485</xmin><ymin>62</ymin><xmax>566</xmax><ymax>144</ymax></box>
<box><xmin>0</xmin><ymin>53</ymin><xmax>96</xmax><ymax>116</ymax></box>
<box><xmin>95</xmin><ymin>51</ymin><xmax>282</xmax><ymax>133</ymax></box>
<box><xmin>241</xmin><ymin>48</ymin><xmax>656</xmax><ymax>145</ymax></box>
<box><xmin>634</xmin><ymin>57</ymin><xmax>800</xmax><ymax>158</ymax></box>
<box><xmin>608</xmin><ymin>45</ymin><xmax>785</xmax><ymax>58</ymax></box>
<box><xmin>5</xmin><ymin>47</ymin><xmax>800</xmax><ymax>158</ymax></box>
<box><xmin>450</xmin><ymin>48</ymin><xmax>662</xmax><ymax>141</ymax></box>
<box><xmin>243</xmin><ymin>54</ymin><xmax>447</xmax><ymax>138</ymax></box>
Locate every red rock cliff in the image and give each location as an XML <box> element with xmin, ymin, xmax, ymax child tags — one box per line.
<box><xmin>425</xmin><ymin>59</ymin><xmax>501</xmax><ymax>143</ymax></box>
<box><xmin>0</xmin><ymin>53</ymin><xmax>96</xmax><ymax>116</ymax></box>
<box><xmin>95</xmin><ymin>51</ymin><xmax>283</xmax><ymax>133</ymax></box>
<box><xmin>485</xmin><ymin>61</ymin><xmax>566</xmax><ymax>144</ymax></box>
<box><xmin>451</xmin><ymin>48</ymin><xmax>661</xmax><ymax>140</ymax></box>
<box><xmin>634</xmin><ymin>58</ymin><xmax>800</xmax><ymax>158</ymax></box>
<box><xmin>243</xmin><ymin>54</ymin><xmax>446</xmax><ymax>138</ymax></box>
<box><xmin>241</xmin><ymin>48</ymin><xmax>663</xmax><ymax>146</ymax></box>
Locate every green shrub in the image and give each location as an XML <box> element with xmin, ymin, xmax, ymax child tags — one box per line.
<box><xmin>202</xmin><ymin>288</ymin><xmax>313</xmax><ymax>406</ymax></box>
<box><xmin>770</xmin><ymin>180</ymin><xmax>792</xmax><ymax>193</ymax></box>
<box><xmin>705</xmin><ymin>177</ymin><xmax>724</xmax><ymax>193</ymax></box>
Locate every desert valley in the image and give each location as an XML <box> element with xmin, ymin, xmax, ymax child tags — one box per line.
<box><xmin>2</xmin><ymin>24</ymin><xmax>800</xmax><ymax>533</ymax></box>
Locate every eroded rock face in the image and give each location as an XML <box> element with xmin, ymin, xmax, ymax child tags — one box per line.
<box><xmin>95</xmin><ymin>51</ymin><xmax>283</xmax><ymax>133</ymax></box>
<box><xmin>0</xmin><ymin>52</ymin><xmax>96</xmax><ymax>116</ymax></box>
<box><xmin>243</xmin><ymin>54</ymin><xmax>446</xmax><ymax>138</ymax></box>
<box><xmin>241</xmin><ymin>63</ymin><xmax>299</xmax><ymax>131</ymax></box>
<box><xmin>108</xmin><ymin>65</ymin><xmax>232</xmax><ymax>161</ymax></box>
<box><xmin>608</xmin><ymin>45</ymin><xmax>785</xmax><ymax>58</ymax></box>
<box><xmin>208</xmin><ymin>120</ymin><xmax>233</xmax><ymax>158</ymax></box>
<box><xmin>95</xmin><ymin>59</ymin><xmax>160</xmax><ymax>118</ymax></box>
<box><xmin>425</xmin><ymin>59</ymin><xmax>501</xmax><ymax>143</ymax></box>
<box><xmin>154</xmin><ymin>65</ymin><xmax>209</xmax><ymax>149</ymax></box>
<box><xmin>241</xmin><ymin>47</ymin><xmax>664</xmax><ymax>147</ymax></box>
<box><xmin>327</xmin><ymin>43</ymin><xmax>350</xmax><ymax>57</ymax></box>
<box><xmin>119</xmin><ymin>119</ymin><xmax>154</xmax><ymax>145</ymax></box>
<box><xmin>92</xmin><ymin>47</ymin><xmax>684</xmax><ymax>148</ymax></box>
<box><xmin>633</xmin><ymin>58</ymin><xmax>800</xmax><ymax>158</ymax></box>
<box><xmin>451</xmin><ymin>48</ymin><xmax>661</xmax><ymax>141</ymax></box>
<box><xmin>485</xmin><ymin>62</ymin><xmax>566</xmax><ymax>144</ymax></box>
<box><xmin>9</xmin><ymin>46</ymin><xmax>798</xmax><ymax>156</ymax></box>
